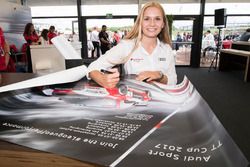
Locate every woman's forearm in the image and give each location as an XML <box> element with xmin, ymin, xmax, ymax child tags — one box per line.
<box><xmin>89</xmin><ymin>70</ymin><xmax>105</xmax><ymax>86</ymax></box>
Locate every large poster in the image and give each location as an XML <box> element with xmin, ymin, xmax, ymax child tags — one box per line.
<box><xmin>0</xmin><ymin>75</ymin><xmax>248</xmax><ymax>167</ymax></box>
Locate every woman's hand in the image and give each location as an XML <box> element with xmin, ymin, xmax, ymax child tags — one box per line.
<box><xmin>136</xmin><ymin>71</ymin><xmax>167</xmax><ymax>83</ymax></box>
<box><xmin>89</xmin><ymin>68</ymin><xmax>120</xmax><ymax>88</ymax></box>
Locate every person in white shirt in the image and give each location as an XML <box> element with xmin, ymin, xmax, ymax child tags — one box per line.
<box><xmin>202</xmin><ymin>30</ymin><xmax>216</xmax><ymax>49</ymax></box>
<box><xmin>201</xmin><ymin>30</ymin><xmax>216</xmax><ymax>62</ymax></box>
<box><xmin>88</xmin><ymin>1</ymin><xmax>177</xmax><ymax>88</ymax></box>
<box><xmin>38</xmin><ymin>29</ymin><xmax>49</xmax><ymax>45</ymax></box>
<box><xmin>90</xmin><ymin>26</ymin><xmax>100</xmax><ymax>57</ymax></box>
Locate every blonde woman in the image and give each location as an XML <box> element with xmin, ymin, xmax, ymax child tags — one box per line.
<box><xmin>88</xmin><ymin>1</ymin><xmax>177</xmax><ymax>88</ymax></box>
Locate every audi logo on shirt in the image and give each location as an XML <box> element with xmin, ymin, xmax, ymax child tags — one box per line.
<box><xmin>158</xmin><ymin>58</ymin><xmax>166</xmax><ymax>61</ymax></box>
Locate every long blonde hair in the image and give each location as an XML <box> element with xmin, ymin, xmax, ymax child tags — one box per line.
<box><xmin>112</xmin><ymin>1</ymin><xmax>172</xmax><ymax>64</ymax></box>
<box><xmin>125</xmin><ymin>1</ymin><xmax>171</xmax><ymax>45</ymax></box>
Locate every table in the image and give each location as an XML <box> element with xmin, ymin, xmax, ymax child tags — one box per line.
<box><xmin>0</xmin><ymin>140</ymin><xmax>98</xmax><ymax>167</ymax></box>
<box><xmin>219</xmin><ymin>43</ymin><xmax>250</xmax><ymax>82</ymax></box>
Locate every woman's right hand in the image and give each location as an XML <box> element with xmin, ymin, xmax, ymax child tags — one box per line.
<box><xmin>89</xmin><ymin>68</ymin><xmax>120</xmax><ymax>88</ymax></box>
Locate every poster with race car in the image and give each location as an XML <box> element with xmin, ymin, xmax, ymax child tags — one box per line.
<box><xmin>115</xmin><ymin>81</ymin><xmax>248</xmax><ymax>167</ymax></box>
<box><xmin>0</xmin><ymin>75</ymin><xmax>248</xmax><ymax>167</ymax></box>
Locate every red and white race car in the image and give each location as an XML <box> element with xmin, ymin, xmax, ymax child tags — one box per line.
<box><xmin>42</xmin><ymin>83</ymin><xmax>152</xmax><ymax>107</ymax></box>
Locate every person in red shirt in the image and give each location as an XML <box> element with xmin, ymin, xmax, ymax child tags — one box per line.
<box><xmin>112</xmin><ymin>31</ymin><xmax>121</xmax><ymax>46</ymax></box>
<box><xmin>23</xmin><ymin>23</ymin><xmax>39</xmax><ymax>72</ymax></box>
<box><xmin>48</xmin><ymin>26</ymin><xmax>57</xmax><ymax>44</ymax></box>
<box><xmin>0</xmin><ymin>27</ymin><xmax>10</xmax><ymax>71</ymax></box>
<box><xmin>23</xmin><ymin>23</ymin><xmax>39</xmax><ymax>45</ymax></box>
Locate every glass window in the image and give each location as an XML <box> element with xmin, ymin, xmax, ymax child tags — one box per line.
<box><xmin>224</xmin><ymin>16</ymin><xmax>250</xmax><ymax>41</ymax></box>
<box><xmin>162</xmin><ymin>3</ymin><xmax>200</xmax><ymax>15</ymax></box>
<box><xmin>227</xmin><ymin>16</ymin><xmax>250</xmax><ymax>31</ymax></box>
<box><xmin>32</xmin><ymin>18</ymin><xmax>77</xmax><ymax>35</ymax></box>
<box><xmin>26</xmin><ymin>0</ymin><xmax>77</xmax><ymax>6</ymax></box>
<box><xmin>203</xmin><ymin>16</ymin><xmax>215</xmax><ymax>29</ymax></box>
<box><xmin>202</xmin><ymin>16</ymin><xmax>250</xmax><ymax>40</ymax></box>
<box><xmin>81</xmin><ymin>0</ymin><xmax>138</xmax><ymax>16</ymax></box>
<box><xmin>86</xmin><ymin>18</ymin><xmax>134</xmax><ymax>29</ymax></box>
<box><xmin>200</xmin><ymin>15</ymin><xmax>250</xmax><ymax>67</ymax></box>
<box><xmin>205</xmin><ymin>3</ymin><xmax>250</xmax><ymax>15</ymax></box>
<box><xmin>172</xmin><ymin>20</ymin><xmax>194</xmax><ymax>66</ymax></box>
<box><xmin>86</xmin><ymin>18</ymin><xmax>135</xmax><ymax>58</ymax></box>
<box><xmin>81</xmin><ymin>4</ymin><xmax>138</xmax><ymax>16</ymax></box>
<box><xmin>141</xmin><ymin>0</ymin><xmax>200</xmax><ymax>15</ymax></box>
<box><xmin>30</xmin><ymin>6</ymin><xmax>77</xmax><ymax>17</ymax></box>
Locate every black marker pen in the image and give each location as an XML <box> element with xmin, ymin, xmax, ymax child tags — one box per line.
<box><xmin>143</xmin><ymin>77</ymin><xmax>150</xmax><ymax>82</ymax></box>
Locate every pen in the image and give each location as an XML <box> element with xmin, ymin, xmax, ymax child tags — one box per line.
<box><xmin>101</xmin><ymin>69</ymin><xmax>114</xmax><ymax>74</ymax></box>
<box><xmin>143</xmin><ymin>77</ymin><xmax>150</xmax><ymax>82</ymax></box>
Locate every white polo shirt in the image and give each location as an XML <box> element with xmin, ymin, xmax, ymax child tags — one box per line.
<box><xmin>87</xmin><ymin>38</ymin><xmax>177</xmax><ymax>85</ymax></box>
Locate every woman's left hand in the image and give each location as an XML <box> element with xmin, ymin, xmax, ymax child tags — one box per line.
<box><xmin>136</xmin><ymin>71</ymin><xmax>162</xmax><ymax>82</ymax></box>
